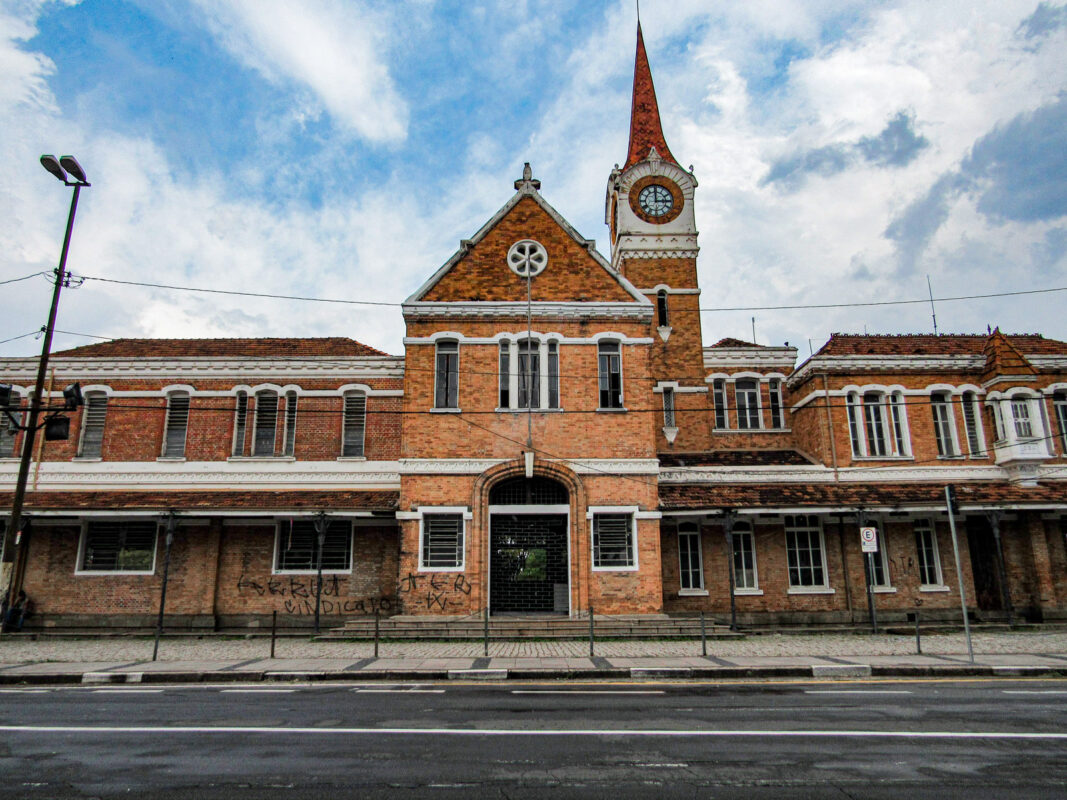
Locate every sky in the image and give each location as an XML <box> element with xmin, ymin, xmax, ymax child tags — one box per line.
<box><xmin>1</xmin><ymin>0</ymin><xmax>1065</xmax><ymax>360</ymax></box>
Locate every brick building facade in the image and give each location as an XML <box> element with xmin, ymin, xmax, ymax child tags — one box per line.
<box><xmin>2</xmin><ymin>25</ymin><xmax>1066</xmax><ymax>628</ymax></box>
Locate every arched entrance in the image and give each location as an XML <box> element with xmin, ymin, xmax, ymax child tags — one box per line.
<box><xmin>488</xmin><ymin>476</ymin><xmax>570</xmax><ymax>615</ymax></box>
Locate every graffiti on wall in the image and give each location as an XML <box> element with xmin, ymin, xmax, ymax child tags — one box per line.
<box><xmin>397</xmin><ymin>572</ymin><xmax>472</xmax><ymax>611</ymax></box>
<box><xmin>236</xmin><ymin>573</ymin><xmax>393</xmax><ymax>615</ymax></box>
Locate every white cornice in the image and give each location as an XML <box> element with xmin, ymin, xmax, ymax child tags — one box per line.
<box><xmin>402</xmin><ymin>301</ymin><xmax>653</xmax><ymax>321</ymax></box>
<box><xmin>0</xmin><ymin>356</ymin><xmax>405</xmax><ymax>382</ymax></box>
<box><xmin>704</xmin><ymin>347</ymin><xmax>797</xmax><ymax>372</ymax></box>
<box><xmin>789</xmin><ymin>355</ymin><xmax>982</xmax><ymax>386</ymax></box>
<box><xmin>0</xmin><ymin>460</ymin><xmax>401</xmax><ymax>491</ymax></box>
<box><xmin>658</xmin><ymin>464</ymin><xmax>1017</xmax><ymax>485</ymax></box>
<box><xmin>399</xmin><ymin>458</ymin><xmax>661</xmax><ymax>475</ymax></box>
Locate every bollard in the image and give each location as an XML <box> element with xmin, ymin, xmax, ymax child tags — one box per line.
<box><xmin>700</xmin><ymin>611</ymin><xmax>707</xmax><ymax>657</ymax></box>
<box><xmin>483</xmin><ymin>605</ymin><xmax>489</xmax><ymax>658</ymax></box>
<box><xmin>270</xmin><ymin>610</ymin><xmax>277</xmax><ymax>659</ymax></box>
<box><xmin>914</xmin><ymin>609</ymin><xmax>922</xmax><ymax>655</ymax></box>
<box><xmin>589</xmin><ymin>604</ymin><xmax>595</xmax><ymax>658</ymax></box>
<box><xmin>374</xmin><ymin>610</ymin><xmax>380</xmax><ymax>659</ymax></box>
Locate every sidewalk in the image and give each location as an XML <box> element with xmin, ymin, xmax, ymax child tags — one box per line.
<box><xmin>1</xmin><ymin>630</ymin><xmax>1066</xmax><ymax>684</ymax></box>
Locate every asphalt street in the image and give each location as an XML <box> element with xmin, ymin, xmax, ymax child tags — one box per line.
<box><xmin>0</xmin><ymin>678</ymin><xmax>1065</xmax><ymax>799</ymax></box>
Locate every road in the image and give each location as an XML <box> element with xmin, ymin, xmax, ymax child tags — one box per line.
<box><xmin>0</xmin><ymin>678</ymin><xmax>1065</xmax><ymax>798</ymax></box>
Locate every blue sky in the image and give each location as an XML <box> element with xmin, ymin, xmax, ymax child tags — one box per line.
<box><xmin>1</xmin><ymin>0</ymin><xmax>1065</xmax><ymax>358</ymax></box>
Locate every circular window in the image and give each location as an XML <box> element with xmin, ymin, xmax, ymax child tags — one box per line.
<box><xmin>507</xmin><ymin>239</ymin><xmax>548</xmax><ymax>277</ymax></box>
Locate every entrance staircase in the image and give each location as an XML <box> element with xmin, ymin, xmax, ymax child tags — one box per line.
<box><xmin>322</xmin><ymin>614</ymin><xmax>743</xmax><ymax>641</ymax></box>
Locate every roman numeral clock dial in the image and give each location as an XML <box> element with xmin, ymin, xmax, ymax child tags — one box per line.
<box><xmin>628</xmin><ymin>176</ymin><xmax>683</xmax><ymax>224</ymax></box>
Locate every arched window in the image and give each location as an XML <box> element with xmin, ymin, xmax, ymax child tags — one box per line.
<box><xmin>845</xmin><ymin>390</ymin><xmax>910</xmax><ymax>458</ymax></box>
<box><xmin>489</xmin><ymin>476</ymin><xmax>568</xmax><ymax>505</ymax></box>
<box><xmin>232</xmin><ymin>391</ymin><xmax>248</xmax><ymax>456</ymax></box>
<box><xmin>161</xmin><ymin>391</ymin><xmax>190</xmax><ymax>458</ymax></box>
<box><xmin>435</xmin><ymin>340</ymin><xmax>459</xmax><ymax>409</ymax></box>
<box><xmin>656</xmin><ymin>290</ymin><xmax>669</xmax><ymax>328</ymax></box>
<box><xmin>283</xmin><ymin>391</ymin><xmax>298</xmax><ymax>457</ymax></box>
<box><xmin>597</xmin><ymin>341</ymin><xmax>622</xmax><ymax>409</ymax></box>
<box><xmin>252</xmin><ymin>389</ymin><xmax>278</xmax><ymax>457</ymax></box>
<box><xmin>735</xmin><ymin>379</ymin><xmax>760</xmax><ymax>429</ymax></box>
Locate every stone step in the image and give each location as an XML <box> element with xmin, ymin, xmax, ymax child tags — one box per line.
<box><xmin>319</xmin><ymin>616</ymin><xmax>742</xmax><ymax>640</ymax></box>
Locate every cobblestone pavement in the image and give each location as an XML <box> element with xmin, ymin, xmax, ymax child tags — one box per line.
<box><xmin>1</xmin><ymin>630</ymin><xmax>1066</xmax><ymax>664</ymax></box>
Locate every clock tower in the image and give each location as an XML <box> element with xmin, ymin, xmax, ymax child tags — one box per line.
<box><xmin>606</xmin><ymin>23</ymin><xmax>709</xmax><ymax>450</ymax></box>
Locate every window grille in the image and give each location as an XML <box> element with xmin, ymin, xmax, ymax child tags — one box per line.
<box><xmin>78</xmin><ymin>392</ymin><xmax>108</xmax><ymax>458</ymax></box>
<box><xmin>283</xmin><ymin>391</ymin><xmax>298</xmax><ymax>456</ymax></box>
<box><xmin>162</xmin><ymin>392</ymin><xmax>189</xmax><ymax>458</ymax></box>
<box><xmin>489</xmin><ymin>476</ymin><xmax>568</xmax><ymax>505</ymax></box>
<box><xmin>735</xmin><ymin>380</ymin><xmax>760</xmax><ymax>429</ymax></box>
<box><xmin>253</xmin><ymin>390</ymin><xmax>278</xmax><ymax>456</ymax></box>
<box><xmin>233</xmin><ymin>391</ymin><xmax>249</xmax><ymax>456</ymax></box>
<box><xmin>785</xmin><ymin>515</ymin><xmax>826</xmax><ymax>588</ymax></box>
<box><xmin>597</xmin><ymin>341</ymin><xmax>622</xmax><ymax>409</ymax></box>
<box><xmin>593</xmin><ymin>513</ymin><xmax>634</xmax><ymax>568</ymax></box>
<box><xmin>435</xmin><ymin>340</ymin><xmax>459</xmax><ymax>409</ymax></box>
<box><xmin>80</xmin><ymin>521</ymin><xmax>156</xmax><ymax>572</ymax></box>
<box><xmin>678</xmin><ymin>523</ymin><xmax>702</xmax><ymax>590</ymax></box>
<box><xmin>276</xmin><ymin>520</ymin><xmax>352</xmax><ymax>572</ymax></box>
<box><xmin>421</xmin><ymin>514</ymin><xmax>464</xmax><ymax>569</ymax></box>
<box><xmin>662</xmin><ymin>387</ymin><xmax>676</xmax><ymax>428</ymax></box>
<box><xmin>342</xmin><ymin>392</ymin><xmax>366</xmax><ymax>457</ymax></box>
<box><xmin>914</xmin><ymin>520</ymin><xmax>942</xmax><ymax>586</ymax></box>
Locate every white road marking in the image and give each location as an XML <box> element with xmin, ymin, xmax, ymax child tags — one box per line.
<box><xmin>511</xmin><ymin>690</ymin><xmax>666</xmax><ymax>695</ymax></box>
<box><xmin>220</xmin><ymin>689</ymin><xmax>296</xmax><ymax>694</ymax></box>
<box><xmin>0</xmin><ymin>725</ymin><xmax>1063</xmax><ymax>740</ymax></box>
<box><xmin>805</xmin><ymin>690</ymin><xmax>912</xmax><ymax>695</ymax></box>
<box><xmin>1002</xmin><ymin>690</ymin><xmax>1067</xmax><ymax>695</ymax></box>
<box><xmin>91</xmin><ymin>689</ymin><xmax>164</xmax><ymax>694</ymax></box>
<box><xmin>0</xmin><ymin>689</ymin><xmax>50</xmax><ymax>694</ymax></box>
<box><xmin>354</xmin><ymin>689</ymin><xmax>445</xmax><ymax>694</ymax></box>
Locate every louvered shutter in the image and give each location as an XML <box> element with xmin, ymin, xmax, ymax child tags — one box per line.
<box><xmin>253</xmin><ymin>390</ymin><xmax>278</xmax><ymax>456</ymax></box>
<box><xmin>79</xmin><ymin>393</ymin><xmax>108</xmax><ymax>458</ymax></box>
<box><xmin>163</xmin><ymin>393</ymin><xmax>189</xmax><ymax>457</ymax></box>
<box><xmin>342</xmin><ymin>393</ymin><xmax>366</xmax><ymax>457</ymax></box>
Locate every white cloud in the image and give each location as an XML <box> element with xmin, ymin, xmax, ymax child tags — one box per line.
<box><xmin>189</xmin><ymin>0</ymin><xmax>408</xmax><ymax>142</ymax></box>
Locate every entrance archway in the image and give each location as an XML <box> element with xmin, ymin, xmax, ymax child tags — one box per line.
<box><xmin>488</xmin><ymin>476</ymin><xmax>570</xmax><ymax>615</ymax></box>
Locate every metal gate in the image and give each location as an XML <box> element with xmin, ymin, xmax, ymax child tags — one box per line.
<box><xmin>489</xmin><ymin>514</ymin><xmax>568</xmax><ymax>614</ymax></box>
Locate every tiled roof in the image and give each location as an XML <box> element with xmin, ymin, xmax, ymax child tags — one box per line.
<box><xmin>623</xmin><ymin>23</ymin><xmax>680</xmax><ymax>170</ymax></box>
<box><xmin>4</xmin><ymin>490</ymin><xmax>399</xmax><ymax>512</ymax></box>
<box><xmin>981</xmin><ymin>327</ymin><xmax>1038</xmax><ymax>383</ymax></box>
<box><xmin>707</xmin><ymin>337</ymin><xmax>764</xmax><ymax>349</ymax></box>
<box><xmin>659</xmin><ymin>450</ymin><xmax>815</xmax><ymax>467</ymax></box>
<box><xmin>52</xmin><ymin>338</ymin><xmax>393</xmax><ymax>359</ymax></box>
<box><xmin>813</xmin><ymin>333</ymin><xmax>1067</xmax><ymax>357</ymax></box>
<box><xmin>659</xmin><ymin>482</ymin><xmax>1067</xmax><ymax>511</ymax></box>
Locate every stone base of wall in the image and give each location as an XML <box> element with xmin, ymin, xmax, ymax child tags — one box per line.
<box><xmin>29</xmin><ymin>613</ymin><xmax>217</xmax><ymax>630</ymax></box>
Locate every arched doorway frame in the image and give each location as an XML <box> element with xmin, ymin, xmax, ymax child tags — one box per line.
<box><xmin>471</xmin><ymin>459</ymin><xmax>587</xmax><ymax>617</ymax></box>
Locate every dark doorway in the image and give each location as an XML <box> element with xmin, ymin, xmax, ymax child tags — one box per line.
<box><xmin>490</xmin><ymin>514</ymin><xmax>568</xmax><ymax>615</ymax></box>
<box><xmin>965</xmin><ymin>515</ymin><xmax>1003</xmax><ymax>611</ymax></box>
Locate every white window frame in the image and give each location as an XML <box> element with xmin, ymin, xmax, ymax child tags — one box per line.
<box><xmin>784</xmin><ymin>515</ymin><xmax>834</xmax><ymax>594</ymax></box>
<box><xmin>768</xmin><ymin>379</ymin><xmax>785</xmax><ymax>430</ymax></box>
<box><xmin>597</xmin><ymin>341</ymin><xmax>624</xmax><ymax>410</ymax></box>
<box><xmin>160</xmin><ymin>391</ymin><xmax>190</xmax><ymax>459</ymax></box>
<box><xmin>588</xmin><ymin>506</ymin><xmax>640</xmax><ymax>571</ymax></box>
<box><xmin>734</xmin><ymin>379</ymin><xmax>762</xmax><ymax>430</ymax></box>
<box><xmin>931</xmin><ymin>392</ymin><xmax>961</xmax><ymax>458</ymax></box>
<box><xmin>496</xmin><ymin>336</ymin><xmax>561</xmax><ymax>411</ymax></box>
<box><xmin>866</xmin><ymin>522</ymin><xmax>895</xmax><ymax>593</ymax></box>
<box><xmin>282</xmin><ymin>391</ymin><xmax>298</xmax><ymax>457</ymax></box>
<box><xmin>989</xmin><ymin>392</ymin><xmax>1048</xmax><ymax>448</ymax></box>
<box><xmin>232</xmin><ymin>390</ymin><xmax>249</xmax><ymax>456</ymax></box>
<box><xmin>914</xmin><ymin>519</ymin><xmax>948</xmax><ymax>591</ymax></box>
<box><xmin>434</xmin><ymin>340</ymin><xmax>460</xmax><ymax>410</ymax></box>
<box><xmin>846</xmin><ymin>390</ymin><xmax>911</xmax><ymax>459</ymax></box>
<box><xmin>1055</xmin><ymin>392</ymin><xmax>1067</xmax><ymax>455</ymax></box>
<box><xmin>75</xmin><ymin>519</ymin><xmax>159</xmax><ymax>576</ymax></box>
<box><xmin>414</xmin><ymin>507</ymin><xmax>470</xmax><ymax>572</ymax></box>
<box><xmin>272</xmin><ymin>519</ymin><xmax>353</xmax><ymax>575</ymax></box>
<box><xmin>712</xmin><ymin>379</ymin><xmax>728</xmax><ymax>430</ymax></box>
<box><xmin>677</xmin><ymin>522</ymin><xmax>705</xmax><ymax>594</ymax></box>
<box><xmin>731</xmin><ymin>521</ymin><xmax>761</xmax><ymax>595</ymax></box>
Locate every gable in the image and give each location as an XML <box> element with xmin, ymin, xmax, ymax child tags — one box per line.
<box><xmin>413</xmin><ymin>195</ymin><xmax>642</xmax><ymax>304</ymax></box>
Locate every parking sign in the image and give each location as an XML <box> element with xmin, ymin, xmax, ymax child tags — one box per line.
<box><xmin>860</xmin><ymin>527</ymin><xmax>878</xmax><ymax>552</ymax></box>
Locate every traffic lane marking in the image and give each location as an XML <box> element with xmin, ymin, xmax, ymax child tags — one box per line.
<box><xmin>511</xmin><ymin>690</ymin><xmax>666</xmax><ymax>695</ymax></box>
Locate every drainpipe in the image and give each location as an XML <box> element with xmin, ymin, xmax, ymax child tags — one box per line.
<box><xmin>722</xmin><ymin>509</ymin><xmax>737</xmax><ymax>631</ymax></box>
<box><xmin>986</xmin><ymin>510</ymin><xmax>1015</xmax><ymax>626</ymax></box>
<box><xmin>821</xmin><ymin>374</ymin><xmax>839</xmax><ymax>482</ymax></box>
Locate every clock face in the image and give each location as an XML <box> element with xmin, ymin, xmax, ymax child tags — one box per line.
<box><xmin>638</xmin><ymin>184</ymin><xmax>674</xmax><ymax>217</ymax></box>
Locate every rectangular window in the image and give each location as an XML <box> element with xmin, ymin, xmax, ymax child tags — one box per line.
<box><xmin>598</xmin><ymin>342</ymin><xmax>623</xmax><ymax>409</ymax></box>
<box><xmin>435</xmin><ymin>340</ymin><xmax>459</xmax><ymax>409</ymax></box>
<box><xmin>78</xmin><ymin>392</ymin><xmax>108</xmax><ymax>458</ymax></box>
<box><xmin>1012</xmin><ymin>399</ymin><xmax>1033</xmax><ymax>438</ymax></box>
<box><xmin>252</xmin><ymin>390</ymin><xmax>278</xmax><ymax>456</ymax></box>
<box><xmin>962</xmin><ymin>392</ymin><xmax>984</xmax><ymax>456</ymax></box>
<box><xmin>769</xmin><ymin>379</ymin><xmax>783</xmax><ymax>429</ymax></box>
<box><xmin>992</xmin><ymin>401</ymin><xmax>1006</xmax><ymax>441</ymax></box>
<box><xmin>547</xmin><ymin>342</ymin><xmax>559</xmax><ymax>409</ymax></box>
<box><xmin>518</xmin><ymin>339</ymin><xmax>540</xmax><ymax>409</ymax></box>
<box><xmin>735</xmin><ymin>380</ymin><xmax>760</xmax><ymax>430</ymax></box>
<box><xmin>282</xmin><ymin>392</ymin><xmax>298</xmax><ymax>456</ymax></box>
<box><xmin>914</xmin><ymin>520</ymin><xmax>943</xmax><ymax>587</ymax></box>
<box><xmin>889</xmin><ymin>394</ymin><xmax>909</xmax><ymax>455</ymax></box>
<box><xmin>732</xmin><ymin>525</ymin><xmax>758</xmax><ymax>591</ymax></box>
<box><xmin>498</xmin><ymin>342</ymin><xmax>510</xmax><ymax>408</ymax></box>
<box><xmin>785</xmin><ymin>515</ymin><xmax>828</xmax><ymax>589</ymax></box>
<box><xmin>863</xmin><ymin>394</ymin><xmax>887</xmax><ymax>456</ymax></box>
<box><xmin>867</xmin><ymin>525</ymin><xmax>891</xmax><ymax>588</ymax></box>
<box><xmin>232</xmin><ymin>391</ymin><xmax>248</xmax><ymax>456</ymax></box>
<box><xmin>713</xmin><ymin>379</ymin><xmax>727</xmax><ymax>429</ymax></box>
<box><xmin>275</xmin><ymin>520</ymin><xmax>352</xmax><ymax>572</ymax></box>
<box><xmin>592</xmin><ymin>513</ymin><xmax>635</xmax><ymax>569</ymax></box>
<box><xmin>932</xmin><ymin>393</ymin><xmax>958</xmax><ymax>457</ymax></box>
<box><xmin>847</xmin><ymin>395</ymin><xmax>862</xmax><ymax>457</ymax></box>
<box><xmin>161</xmin><ymin>393</ymin><xmax>190</xmax><ymax>458</ymax></box>
<box><xmin>662</xmin><ymin>386</ymin><xmax>676</xmax><ymax>428</ymax></box>
<box><xmin>677</xmin><ymin>524</ymin><xmax>702</xmax><ymax>591</ymax></box>
<box><xmin>421</xmin><ymin>514</ymin><xmax>464</xmax><ymax>569</ymax></box>
<box><xmin>1055</xmin><ymin>393</ymin><xmax>1067</xmax><ymax>453</ymax></box>
<box><xmin>79</xmin><ymin>521</ymin><xmax>157</xmax><ymax>573</ymax></box>
<box><xmin>342</xmin><ymin>392</ymin><xmax>366</xmax><ymax>457</ymax></box>
<box><xmin>1</xmin><ymin>391</ymin><xmax>21</xmax><ymax>458</ymax></box>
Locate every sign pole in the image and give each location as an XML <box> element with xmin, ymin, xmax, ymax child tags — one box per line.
<box><xmin>859</xmin><ymin>518</ymin><xmax>878</xmax><ymax>634</ymax></box>
<box><xmin>945</xmin><ymin>485</ymin><xmax>974</xmax><ymax>663</ymax></box>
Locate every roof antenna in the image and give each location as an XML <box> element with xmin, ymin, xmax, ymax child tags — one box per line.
<box><xmin>927</xmin><ymin>274</ymin><xmax>939</xmax><ymax>335</ymax></box>
<box><xmin>751</xmin><ymin>316</ymin><xmax>756</xmax><ymax>345</ymax></box>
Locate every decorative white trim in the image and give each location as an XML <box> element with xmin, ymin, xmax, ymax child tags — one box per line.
<box><xmin>412</xmin><ymin>507</ymin><xmax>470</xmax><ymax>573</ymax></box>
<box><xmin>657</xmin><ymin>463</ymin><xmax>1015</xmax><ymax>485</ymax></box>
<box><xmin>704</xmin><ymin>348</ymin><xmax>797</xmax><ymax>372</ymax></box>
<box><xmin>638</xmin><ymin>286</ymin><xmax>701</xmax><ymax>296</ymax></box>
<box><xmin>403</xmin><ymin>332</ymin><xmax>654</xmax><ymax>346</ymax></box>
<box><xmin>677</xmin><ymin>588</ymin><xmax>708</xmax><ymax>596</ymax></box>
<box><xmin>402</xmin><ymin>301</ymin><xmax>653</xmax><ymax>321</ymax></box>
<box><xmin>787</xmin><ymin>587</ymin><xmax>836</xmax><ymax>595</ymax></box>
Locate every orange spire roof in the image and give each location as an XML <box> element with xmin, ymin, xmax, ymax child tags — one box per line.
<box><xmin>624</xmin><ymin>23</ymin><xmax>680</xmax><ymax>170</ymax></box>
<box><xmin>980</xmin><ymin>327</ymin><xmax>1038</xmax><ymax>384</ymax></box>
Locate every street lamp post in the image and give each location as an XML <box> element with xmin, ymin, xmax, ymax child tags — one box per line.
<box><xmin>3</xmin><ymin>156</ymin><xmax>90</xmax><ymax>610</ymax></box>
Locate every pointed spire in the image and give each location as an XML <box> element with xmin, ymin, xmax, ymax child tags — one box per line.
<box><xmin>980</xmin><ymin>327</ymin><xmax>1038</xmax><ymax>384</ymax></box>
<box><xmin>624</xmin><ymin>23</ymin><xmax>679</xmax><ymax>170</ymax></box>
